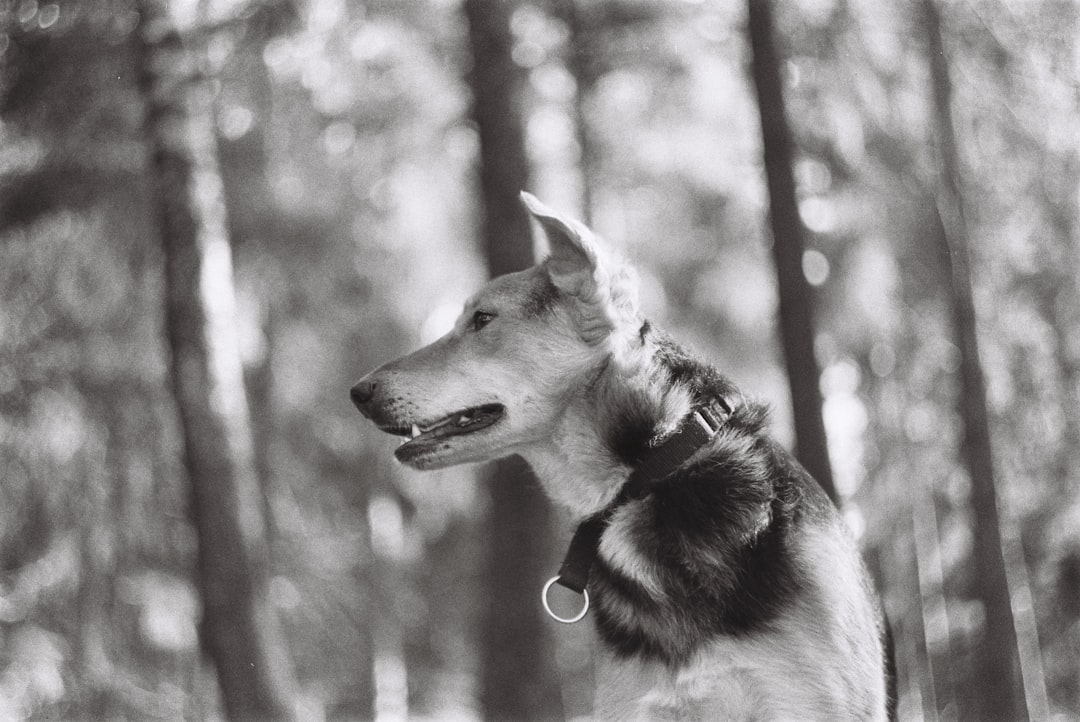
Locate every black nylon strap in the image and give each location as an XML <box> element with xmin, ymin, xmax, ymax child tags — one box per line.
<box><xmin>555</xmin><ymin>515</ymin><xmax>606</xmax><ymax>593</ymax></box>
<box><xmin>552</xmin><ymin>398</ymin><xmax>729</xmax><ymax>597</ymax></box>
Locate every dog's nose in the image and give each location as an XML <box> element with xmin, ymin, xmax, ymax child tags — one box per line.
<box><xmin>350</xmin><ymin>380</ymin><xmax>376</xmax><ymax>414</ymax></box>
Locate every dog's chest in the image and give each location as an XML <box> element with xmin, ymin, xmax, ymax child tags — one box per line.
<box><xmin>594</xmin><ymin>647</ymin><xmax>759</xmax><ymax>721</ymax></box>
<box><xmin>593</xmin><ymin>627</ymin><xmax>877</xmax><ymax>722</ymax></box>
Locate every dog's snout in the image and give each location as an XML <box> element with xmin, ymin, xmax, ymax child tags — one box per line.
<box><xmin>350</xmin><ymin>379</ymin><xmax>376</xmax><ymax>414</ymax></box>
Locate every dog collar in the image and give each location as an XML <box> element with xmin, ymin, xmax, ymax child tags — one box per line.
<box><xmin>541</xmin><ymin>397</ymin><xmax>732</xmax><ymax>623</ymax></box>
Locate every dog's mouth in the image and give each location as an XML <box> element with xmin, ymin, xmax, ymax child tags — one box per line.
<box><xmin>382</xmin><ymin>403</ymin><xmax>506</xmax><ymax>462</ymax></box>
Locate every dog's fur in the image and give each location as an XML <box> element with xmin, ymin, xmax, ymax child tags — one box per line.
<box><xmin>352</xmin><ymin>193</ymin><xmax>894</xmax><ymax>720</ymax></box>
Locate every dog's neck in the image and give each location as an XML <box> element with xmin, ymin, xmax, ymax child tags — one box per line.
<box><xmin>518</xmin><ymin>418</ymin><xmax>629</xmax><ymax>517</ymax></box>
<box><xmin>518</xmin><ymin>337</ymin><xmax>696</xmax><ymax>518</ymax></box>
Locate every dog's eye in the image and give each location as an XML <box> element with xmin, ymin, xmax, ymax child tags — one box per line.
<box><xmin>471</xmin><ymin>310</ymin><xmax>496</xmax><ymax>331</ymax></box>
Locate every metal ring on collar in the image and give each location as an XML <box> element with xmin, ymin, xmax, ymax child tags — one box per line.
<box><xmin>541</xmin><ymin>576</ymin><xmax>589</xmax><ymax>624</ymax></box>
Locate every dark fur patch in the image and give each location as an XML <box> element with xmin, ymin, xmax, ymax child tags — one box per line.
<box><xmin>592</xmin><ymin>431</ymin><xmax>829</xmax><ymax>666</ymax></box>
<box><xmin>638</xmin><ymin>319</ymin><xmax>651</xmax><ymax>343</ymax></box>
<box><xmin>884</xmin><ymin>621</ymin><xmax>899</xmax><ymax>720</ymax></box>
<box><xmin>651</xmin><ymin>330</ymin><xmax>745</xmax><ymax>409</ymax></box>
<box><xmin>522</xmin><ymin>271</ymin><xmax>560</xmax><ymax>319</ymax></box>
<box><xmin>601</xmin><ymin>329</ymin><xmax>756</xmax><ymax>467</ymax></box>
<box><xmin>589</xmin><ymin>334</ymin><xmax>838</xmax><ymax>666</ymax></box>
<box><xmin>601</xmin><ymin>387</ymin><xmax>668</xmax><ymax>465</ymax></box>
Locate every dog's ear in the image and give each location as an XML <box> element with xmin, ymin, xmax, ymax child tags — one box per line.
<box><xmin>520</xmin><ymin>192</ymin><xmax>598</xmax><ymax>292</ymax></box>
<box><xmin>520</xmin><ymin>192</ymin><xmax>640</xmax><ymax>346</ymax></box>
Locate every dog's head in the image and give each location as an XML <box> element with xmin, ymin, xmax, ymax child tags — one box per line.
<box><xmin>351</xmin><ymin>193</ymin><xmax>642</xmax><ymax>471</ymax></box>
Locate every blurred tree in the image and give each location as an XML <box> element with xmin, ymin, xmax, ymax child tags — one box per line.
<box><xmin>920</xmin><ymin>2</ymin><xmax>1027</xmax><ymax>718</ymax></box>
<box><xmin>463</xmin><ymin>0</ymin><xmax>563</xmax><ymax>718</ymax></box>
<box><xmin>934</xmin><ymin>5</ymin><xmax>1078</xmax><ymax>713</ymax></box>
<box><xmin>552</xmin><ymin>0</ymin><xmax>597</xmax><ymax>222</ymax></box>
<box><xmin>0</xmin><ymin>2</ymin><xmax>211</xmax><ymax>717</ymax></box>
<box><xmin>214</xmin><ymin>1</ymin><xmax>295</xmax><ymax>539</ymax></box>
<box><xmin>210</xmin><ymin>3</ymin><xmax>378</xmax><ymax>714</ymax></box>
<box><xmin>135</xmin><ymin>1</ymin><xmax>299</xmax><ymax>718</ymax></box>
<box><xmin>745</xmin><ymin>0</ymin><xmax>836</xmax><ymax>502</ymax></box>
<box><xmin>550</xmin><ymin>0</ymin><xmax>677</xmax><ymax>224</ymax></box>
<box><xmin>4</xmin><ymin>1</ymin><xmax>1080</xmax><ymax>719</ymax></box>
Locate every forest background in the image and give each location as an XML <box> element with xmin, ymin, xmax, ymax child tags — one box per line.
<box><xmin>1</xmin><ymin>0</ymin><xmax>1079</xmax><ymax>720</ymax></box>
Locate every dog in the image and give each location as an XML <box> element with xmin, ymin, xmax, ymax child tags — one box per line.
<box><xmin>351</xmin><ymin>193</ymin><xmax>895</xmax><ymax>720</ymax></box>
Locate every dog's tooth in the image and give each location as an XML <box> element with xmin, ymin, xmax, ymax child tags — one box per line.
<box><xmin>459</xmin><ymin>415</ymin><xmax>470</xmax><ymax>424</ymax></box>
<box><xmin>410</xmin><ymin>423</ymin><xmax>421</xmax><ymax>439</ymax></box>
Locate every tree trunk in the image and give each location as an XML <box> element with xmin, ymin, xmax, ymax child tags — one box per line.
<box><xmin>136</xmin><ymin>3</ymin><xmax>298</xmax><ymax>719</ymax></box>
<box><xmin>745</xmin><ymin>0</ymin><xmax>837</xmax><ymax>503</ymax></box>
<box><xmin>462</xmin><ymin>0</ymin><xmax>563</xmax><ymax>718</ymax></box>
<box><xmin>919</xmin><ymin>1</ymin><xmax>1027</xmax><ymax>720</ymax></box>
<box><xmin>556</xmin><ymin>0</ymin><xmax>597</xmax><ymax>224</ymax></box>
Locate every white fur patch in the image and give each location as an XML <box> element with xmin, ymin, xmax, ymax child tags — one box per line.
<box><xmin>592</xmin><ymin>525</ymin><xmax>888</xmax><ymax>721</ymax></box>
<box><xmin>598</xmin><ymin>506</ymin><xmax>666</xmax><ymax>600</ymax></box>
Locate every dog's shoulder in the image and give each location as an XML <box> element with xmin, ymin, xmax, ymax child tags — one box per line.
<box><xmin>591</xmin><ymin>336</ymin><xmax>882</xmax><ymax>678</ymax></box>
<box><xmin>593</xmin><ymin>425</ymin><xmax>889</xmax><ymax>718</ymax></box>
<box><xmin>595</xmin><ymin>595</ymin><xmax>889</xmax><ymax>721</ymax></box>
